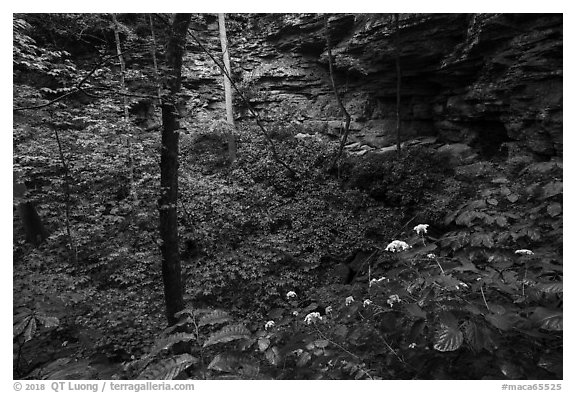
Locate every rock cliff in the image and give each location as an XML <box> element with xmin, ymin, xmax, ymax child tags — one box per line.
<box><xmin>182</xmin><ymin>13</ymin><xmax>562</xmax><ymax>159</ymax></box>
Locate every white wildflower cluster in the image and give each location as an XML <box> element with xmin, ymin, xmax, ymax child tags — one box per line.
<box><xmin>515</xmin><ymin>249</ymin><xmax>534</xmax><ymax>256</ymax></box>
<box><xmin>385</xmin><ymin>240</ymin><xmax>411</xmax><ymax>252</ymax></box>
<box><xmin>304</xmin><ymin>312</ymin><xmax>322</xmax><ymax>325</ymax></box>
<box><xmin>264</xmin><ymin>320</ymin><xmax>275</xmax><ymax>330</ymax></box>
<box><xmin>286</xmin><ymin>291</ymin><xmax>297</xmax><ymax>299</ymax></box>
<box><xmin>363</xmin><ymin>299</ymin><xmax>372</xmax><ymax>308</ymax></box>
<box><xmin>408</xmin><ymin>342</ymin><xmax>417</xmax><ymax>349</ymax></box>
<box><xmin>292</xmin><ymin>311</ymin><xmax>299</xmax><ymax>316</ymax></box>
<box><xmin>427</xmin><ymin>253</ymin><xmax>436</xmax><ymax>259</ymax></box>
<box><xmin>455</xmin><ymin>282</ymin><xmax>469</xmax><ymax>290</ymax></box>
<box><xmin>387</xmin><ymin>294</ymin><xmax>400</xmax><ymax>307</ymax></box>
<box><xmin>369</xmin><ymin>277</ymin><xmax>386</xmax><ymax>287</ymax></box>
<box><xmin>414</xmin><ymin>224</ymin><xmax>429</xmax><ymax>236</ymax></box>
<box><xmin>345</xmin><ymin>296</ymin><xmax>355</xmax><ymax>306</ymax></box>
<box><xmin>325</xmin><ymin>306</ymin><xmax>333</xmax><ymax>315</ymax></box>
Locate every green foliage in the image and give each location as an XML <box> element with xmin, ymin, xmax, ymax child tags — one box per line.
<box><xmin>137</xmin><ymin>354</ymin><xmax>198</xmax><ymax>380</ymax></box>
<box><xmin>13</xmin><ymin>13</ymin><xmax>562</xmax><ymax>380</ymax></box>
<box><xmin>178</xmin><ymin>123</ymin><xmax>396</xmax><ymax>311</ymax></box>
<box><xmin>343</xmin><ymin>146</ymin><xmax>453</xmax><ymax>208</ymax></box>
<box><xmin>203</xmin><ymin>325</ymin><xmax>252</xmax><ymax>347</ymax></box>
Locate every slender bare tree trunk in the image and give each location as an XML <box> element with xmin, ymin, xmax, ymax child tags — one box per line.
<box><xmin>112</xmin><ymin>13</ymin><xmax>137</xmax><ymax>204</ymax></box>
<box><xmin>53</xmin><ymin>125</ymin><xmax>78</xmax><ymax>263</ymax></box>
<box><xmin>183</xmin><ymin>24</ymin><xmax>296</xmax><ymax>177</ymax></box>
<box><xmin>159</xmin><ymin>13</ymin><xmax>192</xmax><ymax>326</ymax></box>
<box><xmin>218</xmin><ymin>13</ymin><xmax>237</xmax><ymax>163</ymax></box>
<box><xmin>149</xmin><ymin>14</ymin><xmax>162</xmax><ymax>106</ymax></box>
<box><xmin>325</xmin><ymin>15</ymin><xmax>352</xmax><ymax>173</ymax></box>
<box><xmin>394</xmin><ymin>13</ymin><xmax>402</xmax><ymax>155</ymax></box>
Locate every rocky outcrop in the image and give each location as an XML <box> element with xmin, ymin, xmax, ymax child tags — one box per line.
<box><xmin>181</xmin><ymin>13</ymin><xmax>562</xmax><ymax>158</ymax></box>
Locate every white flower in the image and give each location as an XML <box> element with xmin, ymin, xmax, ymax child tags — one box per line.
<box><xmin>427</xmin><ymin>253</ymin><xmax>436</xmax><ymax>259</ymax></box>
<box><xmin>325</xmin><ymin>306</ymin><xmax>333</xmax><ymax>315</ymax></box>
<box><xmin>515</xmin><ymin>249</ymin><xmax>534</xmax><ymax>256</ymax></box>
<box><xmin>304</xmin><ymin>312</ymin><xmax>322</xmax><ymax>325</ymax></box>
<box><xmin>363</xmin><ymin>299</ymin><xmax>372</xmax><ymax>307</ymax></box>
<box><xmin>369</xmin><ymin>277</ymin><xmax>386</xmax><ymax>287</ymax></box>
<box><xmin>414</xmin><ymin>224</ymin><xmax>429</xmax><ymax>235</ymax></box>
<box><xmin>385</xmin><ymin>240</ymin><xmax>411</xmax><ymax>252</ymax></box>
<box><xmin>387</xmin><ymin>294</ymin><xmax>400</xmax><ymax>307</ymax></box>
<box><xmin>264</xmin><ymin>320</ymin><xmax>275</xmax><ymax>330</ymax></box>
<box><xmin>456</xmin><ymin>282</ymin><xmax>468</xmax><ymax>289</ymax></box>
<box><xmin>345</xmin><ymin>296</ymin><xmax>355</xmax><ymax>306</ymax></box>
<box><xmin>286</xmin><ymin>291</ymin><xmax>297</xmax><ymax>299</ymax></box>
<box><xmin>408</xmin><ymin>342</ymin><xmax>417</xmax><ymax>349</ymax></box>
<box><xmin>292</xmin><ymin>311</ymin><xmax>299</xmax><ymax>316</ymax></box>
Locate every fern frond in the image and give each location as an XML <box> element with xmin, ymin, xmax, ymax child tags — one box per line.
<box><xmin>137</xmin><ymin>354</ymin><xmax>198</xmax><ymax>380</ymax></box>
<box><xmin>148</xmin><ymin>333</ymin><xmax>197</xmax><ymax>358</ymax></box>
<box><xmin>203</xmin><ymin>324</ymin><xmax>251</xmax><ymax>348</ymax></box>
<box><xmin>198</xmin><ymin>310</ymin><xmax>231</xmax><ymax>327</ymax></box>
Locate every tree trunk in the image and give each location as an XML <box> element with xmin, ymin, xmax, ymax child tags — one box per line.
<box><xmin>159</xmin><ymin>13</ymin><xmax>192</xmax><ymax>326</ymax></box>
<box><xmin>218</xmin><ymin>13</ymin><xmax>237</xmax><ymax>163</ymax></box>
<box><xmin>112</xmin><ymin>13</ymin><xmax>138</xmax><ymax>204</ymax></box>
<box><xmin>13</xmin><ymin>171</ymin><xmax>48</xmax><ymax>246</ymax></box>
<box><xmin>394</xmin><ymin>13</ymin><xmax>402</xmax><ymax>155</ymax></box>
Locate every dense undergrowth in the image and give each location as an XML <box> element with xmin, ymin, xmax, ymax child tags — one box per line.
<box><xmin>14</xmin><ymin>105</ymin><xmax>562</xmax><ymax>379</ymax></box>
<box><xmin>13</xmin><ymin>14</ymin><xmax>562</xmax><ymax>380</ymax></box>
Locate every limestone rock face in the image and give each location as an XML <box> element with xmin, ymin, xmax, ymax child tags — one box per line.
<box><xmin>182</xmin><ymin>13</ymin><xmax>562</xmax><ymax>158</ymax></box>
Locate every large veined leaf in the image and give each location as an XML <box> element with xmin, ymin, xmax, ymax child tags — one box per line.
<box><xmin>163</xmin><ymin>316</ymin><xmax>195</xmax><ymax>336</ymax></box>
<box><xmin>137</xmin><ymin>354</ymin><xmax>198</xmax><ymax>380</ymax></box>
<box><xmin>27</xmin><ymin>358</ymin><xmax>97</xmax><ymax>380</ymax></box>
<box><xmin>462</xmin><ymin>320</ymin><xmax>494</xmax><ymax>353</ymax></box>
<box><xmin>23</xmin><ymin>317</ymin><xmax>37</xmax><ymax>343</ymax></box>
<box><xmin>203</xmin><ymin>324</ymin><xmax>251</xmax><ymax>347</ymax></box>
<box><xmin>198</xmin><ymin>310</ymin><xmax>231</xmax><ymax>327</ymax></box>
<box><xmin>206</xmin><ymin>353</ymin><xmax>260</xmax><ymax>378</ymax></box>
<box><xmin>13</xmin><ymin>315</ymin><xmax>33</xmax><ymax>338</ymax></box>
<box><xmin>535</xmin><ymin>282</ymin><xmax>563</xmax><ymax>294</ymax></box>
<box><xmin>208</xmin><ymin>353</ymin><xmax>237</xmax><ymax>373</ymax></box>
<box><xmin>265</xmin><ymin>346</ymin><xmax>281</xmax><ymax>366</ymax></box>
<box><xmin>35</xmin><ymin>315</ymin><xmax>60</xmax><ymax>329</ymax></box>
<box><xmin>531</xmin><ymin>307</ymin><xmax>563</xmax><ymax>331</ymax></box>
<box><xmin>433</xmin><ymin>324</ymin><xmax>463</xmax><ymax>352</ymax></box>
<box><xmin>148</xmin><ymin>333</ymin><xmax>197</xmax><ymax>358</ymax></box>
